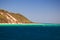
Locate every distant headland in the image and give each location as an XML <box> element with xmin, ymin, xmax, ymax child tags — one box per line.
<box><xmin>0</xmin><ymin>9</ymin><xmax>33</xmax><ymax>24</ymax></box>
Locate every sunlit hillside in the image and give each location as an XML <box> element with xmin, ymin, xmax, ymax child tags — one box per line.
<box><xmin>0</xmin><ymin>9</ymin><xmax>32</xmax><ymax>23</ymax></box>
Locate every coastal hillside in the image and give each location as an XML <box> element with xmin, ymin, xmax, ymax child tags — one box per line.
<box><xmin>0</xmin><ymin>9</ymin><xmax>32</xmax><ymax>23</ymax></box>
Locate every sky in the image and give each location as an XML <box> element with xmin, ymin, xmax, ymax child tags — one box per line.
<box><xmin>0</xmin><ymin>0</ymin><xmax>60</xmax><ymax>23</ymax></box>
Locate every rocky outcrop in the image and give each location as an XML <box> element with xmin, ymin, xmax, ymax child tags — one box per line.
<box><xmin>0</xmin><ymin>9</ymin><xmax>32</xmax><ymax>23</ymax></box>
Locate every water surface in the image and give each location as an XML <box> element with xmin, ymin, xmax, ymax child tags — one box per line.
<box><xmin>0</xmin><ymin>24</ymin><xmax>60</xmax><ymax>40</ymax></box>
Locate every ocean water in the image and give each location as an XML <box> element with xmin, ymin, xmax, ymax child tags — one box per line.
<box><xmin>0</xmin><ymin>24</ymin><xmax>60</xmax><ymax>40</ymax></box>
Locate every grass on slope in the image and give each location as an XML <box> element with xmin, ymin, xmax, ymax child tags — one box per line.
<box><xmin>0</xmin><ymin>14</ymin><xmax>8</xmax><ymax>23</ymax></box>
<box><xmin>9</xmin><ymin>13</ymin><xmax>32</xmax><ymax>23</ymax></box>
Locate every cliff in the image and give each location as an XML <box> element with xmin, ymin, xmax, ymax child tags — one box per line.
<box><xmin>0</xmin><ymin>9</ymin><xmax>32</xmax><ymax>23</ymax></box>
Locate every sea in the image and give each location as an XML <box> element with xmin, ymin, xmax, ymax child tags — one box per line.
<box><xmin>0</xmin><ymin>23</ymin><xmax>60</xmax><ymax>40</ymax></box>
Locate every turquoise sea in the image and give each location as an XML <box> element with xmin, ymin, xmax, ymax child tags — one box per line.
<box><xmin>0</xmin><ymin>24</ymin><xmax>60</xmax><ymax>40</ymax></box>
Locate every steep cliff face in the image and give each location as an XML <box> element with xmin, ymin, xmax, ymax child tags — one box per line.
<box><xmin>0</xmin><ymin>9</ymin><xmax>32</xmax><ymax>23</ymax></box>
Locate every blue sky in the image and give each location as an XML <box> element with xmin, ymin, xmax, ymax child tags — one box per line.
<box><xmin>0</xmin><ymin>0</ymin><xmax>60</xmax><ymax>23</ymax></box>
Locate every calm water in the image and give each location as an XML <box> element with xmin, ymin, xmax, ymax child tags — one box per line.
<box><xmin>0</xmin><ymin>24</ymin><xmax>60</xmax><ymax>40</ymax></box>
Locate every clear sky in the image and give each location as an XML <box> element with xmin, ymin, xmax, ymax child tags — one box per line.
<box><xmin>0</xmin><ymin>0</ymin><xmax>60</xmax><ymax>23</ymax></box>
